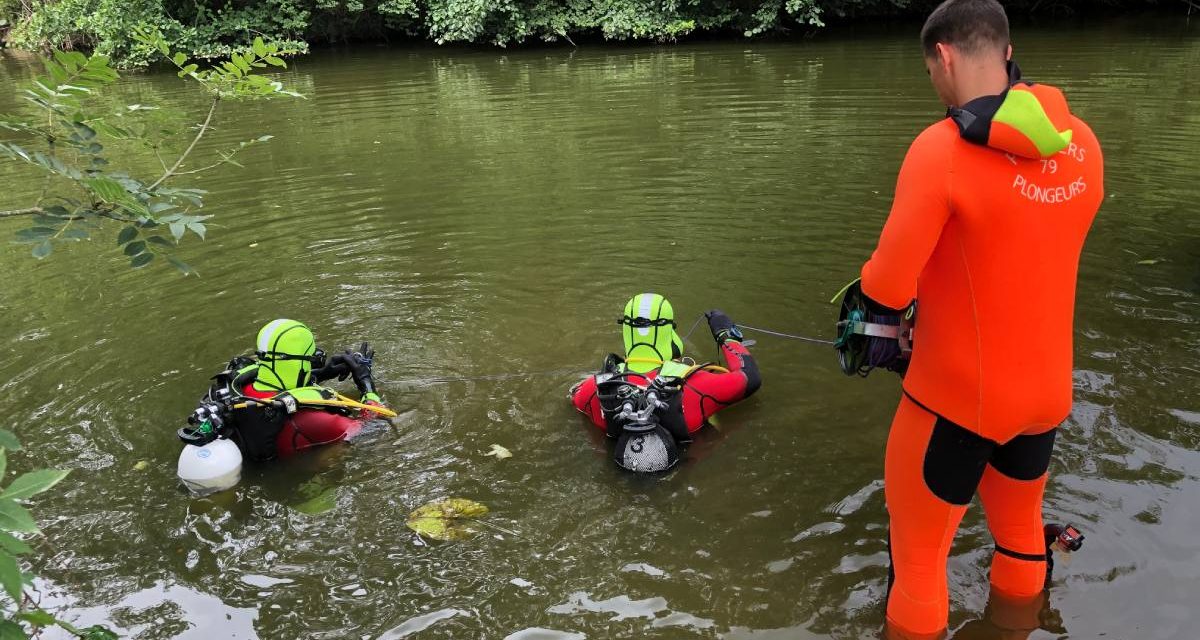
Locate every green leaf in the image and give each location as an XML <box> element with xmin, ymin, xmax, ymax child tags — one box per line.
<box><xmin>0</xmin><ymin>620</ymin><xmax>24</xmax><ymax>640</ymax></box>
<box><xmin>0</xmin><ymin>500</ymin><xmax>38</xmax><ymax>534</ymax></box>
<box><xmin>264</xmin><ymin>56</ymin><xmax>287</xmax><ymax>68</ymax></box>
<box><xmin>31</xmin><ymin>240</ymin><xmax>52</xmax><ymax>259</ymax></box>
<box><xmin>80</xmin><ymin>625</ymin><xmax>119</xmax><ymax>640</ymax></box>
<box><xmin>116</xmin><ymin>225</ymin><xmax>138</xmax><ymax>245</ymax></box>
<box><xmin>177</xmin><ymin>64</ymin><xmax>198</xmax><ymax>78</ymax></box>
<box><xmin>252</xmin><ymin>37</ymin><xmax>267</xmax><ymax>58</ymax></box>
<box><xmin>169</xmin><ymin>222</ymin><xmax>186</xmax><ymax>241</ymax></box>
<box><xmin>0</xmin><ymin>451</ymin><xmax>5</xmax><ymax>483</ymax></box>
<box><xmin>167</xmin><ymin>256</ymin><xmax>195</xmax><ymax>277</ymax></box>
<box><xmin>0</xmin><ymin>431</ymin><xmax>22</xmax><ymax>452</ymax></box>
<box><xmin>41</xmin><ymin>204</ymin><xmax>71</xmax><ymax>217</ymax></box>
<box><xmin>16</xmin><ymin>609</ymin><xmax>55</xmax><ymax>627</ymax></box>
<box><xmin>0</xmin><ymin>552</ymin><xmax>23</xmax><ymax>601</ymax></box>
<box><xmin>58</xmin><ymin>84</ymin><xmax>92</xmax><ymax>95</ymax></box>
<box><xmin>186</xmin><ymin>222</ymin><xmax>206</xmax><ymax>240</ymax></box>
<box><xmin>146</xmin><ymin>235</ymin><xmax>174</xmax><ymax>247</ymax></box>
<box><xmin>172</xmin><ymin>52</ymin><xmax>187</xmax><ymax>66</ymax></box>
<box><xmin>257</xmin><ymin>135</ymin><xmax>274</xmax><ymax>142</ymax></box>
<box><xmin>0</xmin><ymin>531</ymin><xmax>30</xmax><ymax>556</ymax></box>
<box><xmin>123</xmin><ymin>240</ymin><xmax>146</xmax><ymax>256</ymax></box>
<box><xmin>45</xmin><ymin>60</ymin><xmax>67</xmax><ymax>84</ymax></box>
<box><xmin>60</xmin><ymin>228</ymin><xmax>89</xmax><ymax>240</ymax></box>
<box><xmin>65</xmin><ymin>51</ymin><xmax>88</xmax><ymax>69</ymax></box>
<box><xmin>0</xmin><ymin>469</ymin><xmax>70</xmax><ymax>500</ymax></box>
<box><xmin>130</xmin><ymin>253</ymin><xmax>154</xmax><ymax>268</ymax></box>
<box><xmin>31</xmin><ymin>215</ymin><xmax>63</xmax><ymax>227</ymax></box>
<box><xmin>72</xmin><ymin>122</ymin><xmax>96</xmax><ymax>140</ymax></box>
<box><xmin>14</xmin><ymin>228</ymin><xmax>54</xmax><ymax>243</ymax></box>
<box><xmin>85</xmin><ymin>176</ymin><xmax>126</xmax><ymax>202</ymax></box>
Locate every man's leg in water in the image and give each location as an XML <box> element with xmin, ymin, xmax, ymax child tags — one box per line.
<box><xmin>978</xmin><ymin>427</ymin><xmax>1057</xmax><ymax>596</ymax></box>
<box><xmin>884</xmin><ymin>395</ymin><xmax>995</xmax><ymax>635</ymax></box>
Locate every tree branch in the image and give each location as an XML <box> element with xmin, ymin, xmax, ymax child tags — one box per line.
<box><xmin>147</xmin><ymin>96</ymin><xmax>219</xmax><ymax>191</ymax></box>
<box><xmin>0</xmin><ymin>207</ymin><xmax>44</xmax><ymax>218</ymax></box>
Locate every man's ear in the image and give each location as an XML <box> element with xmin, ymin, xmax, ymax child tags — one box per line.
<box><xmin>934</xmin><ymin>42</ymin><xmax>953</xmax><ymax>73</ymax></box>
<box><xmin>1006</xmin><ymin>43</ymin><xmax>1013</xmax><ymax>61</ymax></box>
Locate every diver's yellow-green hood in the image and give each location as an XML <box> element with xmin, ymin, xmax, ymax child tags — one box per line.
<box><xmin>620</xmin><ymin>293</ymin><xmax>683</xmax><ymax>374</ymax></box>
<box><xmin>253</xmin><ymin>318</ymin><xmax>316</xmax><ymax>392</ymax></box>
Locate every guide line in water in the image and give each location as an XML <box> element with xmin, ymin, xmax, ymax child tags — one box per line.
<box><xmin>390</xmin><ymin>318</ymin><xmax>831</xmax><ymax>387</ymax></box>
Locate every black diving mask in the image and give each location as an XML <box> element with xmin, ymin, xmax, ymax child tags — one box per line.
<box><xmin>255</xmin><ymin>348</ymin><xmax>327</xmax><ymax>369</ymax></box>
<box><xmin>618</xmin><ymin>316</ymin><xmax>676</xmax><ymax>329</ymax></box>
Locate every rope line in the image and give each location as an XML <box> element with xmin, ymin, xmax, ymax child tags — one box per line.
<box><xmin>391</xmin><ymin>367</ymin><xmax>583</xmax><ymax>386</ymax></box>
<box><xmin>738</xmin><ymin>323</ymin><xmax>835</xmax><ymax>346</ymax></box>
<box><xmin>680</xmin><ymin>314</ymin><xmax>705</xmax><ymax>342</ymax></box>
<box><xmin>386</xmin><ymin>319</ymin><xmax>830</xmax><ymax>387</ymax></box>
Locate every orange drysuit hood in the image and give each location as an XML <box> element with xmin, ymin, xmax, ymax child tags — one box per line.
<box><xmin>947</xmin><ymin>62</ymin><xmax>1074</xmax><ymax>159</ymax></box>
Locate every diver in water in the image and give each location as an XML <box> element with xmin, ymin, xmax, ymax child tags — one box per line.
<box><xmin>569</xmin><ymin>293</ymin><xmax>761</xmax><ymax>472</ymax></box>
<box><xmin>181</xmin><ymin>319</ymin><xmax>388</xmax><ymax>466</ymax></box>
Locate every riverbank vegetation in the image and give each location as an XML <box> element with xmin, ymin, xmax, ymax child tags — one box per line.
<box><xmin>0</xmin><ymin>0</ymin><xmax>1176</xmax><ymax>68</ymax></box>
<box><xmin>0</xmin><ymin>31</ymin><xmax>299</xmax><ymax>273</ymax></box>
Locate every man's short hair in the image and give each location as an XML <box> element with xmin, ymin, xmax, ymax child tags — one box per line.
<box><xmin>920</xmin><ymin>0</ymin><xmax>1010</xmax><ymax>59</ymax></box>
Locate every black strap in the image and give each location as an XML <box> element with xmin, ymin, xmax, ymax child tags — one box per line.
<box><xmin>994</xmin><ymin>543</ymin><xmax>1046</xmax><ymax>563</ymax></box>
<box><xmin>618</xmin><ymin>316</ymin><xmax>675</xmax><ymax>328</ymax></box>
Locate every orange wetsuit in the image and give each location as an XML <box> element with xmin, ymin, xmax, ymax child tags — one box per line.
<box><xmin>861</xmin><ymin>64</ymin><xmax>1104</xmax><ymax>636</ymax></box>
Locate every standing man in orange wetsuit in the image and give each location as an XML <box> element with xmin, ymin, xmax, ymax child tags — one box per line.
<box><xmin>858</xmin><ymin>0</ymin><xmax>1104</xmax><ymax>636</ymax></box>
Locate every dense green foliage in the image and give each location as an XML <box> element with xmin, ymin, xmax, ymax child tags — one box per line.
<box><xmin>0</xmin><ymin>0</ymin><xmax>1170</xmax><ymax>68</ymax></box>
<box><xmin>0</xmin><ymin>33</ymin><xmax>299</xmax><ymax>273</ymax></box>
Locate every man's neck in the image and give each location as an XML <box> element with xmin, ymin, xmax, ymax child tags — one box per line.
<box><xmin>953</xmin><ymin>60</ymin><xmax>1011</xmax><ymax>107</ymax></box>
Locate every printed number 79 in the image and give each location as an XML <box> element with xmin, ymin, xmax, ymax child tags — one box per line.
<box><xmin>1041</xmin><ymin>159</ymin><xmax>1058</xmax><ymax>174</ymax></box>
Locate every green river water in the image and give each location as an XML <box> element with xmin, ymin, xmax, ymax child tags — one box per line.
<box><xmin>0</xmin><ymin>17</ymin><xmax>1198</xmax><ymax>640</ymax></box>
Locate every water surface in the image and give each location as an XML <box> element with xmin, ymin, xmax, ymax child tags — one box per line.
<box><xmin>0</xmin><ymin>18</ymin><xmax>1198</xmax><ymax>639</ymax></box>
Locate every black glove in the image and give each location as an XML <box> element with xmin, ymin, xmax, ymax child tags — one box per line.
<box><xmin>309</xmin><ymin>353</ymin><xmax>351</xmax><ymax>383</ymax></box>
<box><xmin>705</xmin><ymin>309</ymin><xmax>743</xmax><ymax>344</ymax></box>
<box><xmin>342</xmin><ymin>342</ymin><xmax>376</xmax><ymax>397</ymax></box>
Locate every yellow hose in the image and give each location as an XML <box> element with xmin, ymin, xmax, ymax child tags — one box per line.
<box><xmin>332</xmin><ymin>392</ymin><xmax>398</xmax><ymax>418</ymax></box>
<box><xmin>622</xmin><ymin>358</ymin><xmax>730</xmax><ymax>376</ymax></box>
<box><xmin>232</xmin><ymin>395</ymin><xmax>398</xmax><ymax>418</ymax></box>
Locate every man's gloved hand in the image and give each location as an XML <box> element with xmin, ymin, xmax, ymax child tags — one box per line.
<box><xmin>309</xmin><ymin>353</ymin><xmax>351</xmax><ymax>383</ymax></box>
<box><xmin>705</xmin><ymin>309</ymin><xmax>744</xmax><ymax>344</ymax></box>
<box><xmin>342</xmin><ymin>342</ymin><xmax>377</xmax><ymax>398</ymax></box>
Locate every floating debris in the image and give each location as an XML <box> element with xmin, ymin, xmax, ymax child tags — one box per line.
<box><xmin>485</xmin><ymin>444</ymin><xmax>513</xmax><ymax>459</ymax></box>
<box><xmin>406</xmin><ymin>498</ymin><xmax>489</xmax><ymax>541</ymax></box>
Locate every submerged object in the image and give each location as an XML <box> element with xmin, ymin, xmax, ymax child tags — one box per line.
<box><xmin>177</xmin><ymin>438</ymin><xmax>243</xmax><ymax>495</ymax></box>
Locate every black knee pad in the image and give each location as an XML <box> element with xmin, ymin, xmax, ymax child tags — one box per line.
<box><xmin>990</xmin><ymin>429</ymin><xmax>1057</xmax><ymax>480</ymax></box>
<box><xmin>923</xmin><ymin>417</ymin><xmax>996</xmax><ymax>505</ymax></box>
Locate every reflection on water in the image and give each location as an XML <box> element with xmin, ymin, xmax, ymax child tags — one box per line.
<box><xmin>0</xmin><ymin>16</ymin><xmax>1198</xmax><ymax>640</ymax></box>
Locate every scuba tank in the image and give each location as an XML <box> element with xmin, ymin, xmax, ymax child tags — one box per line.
<box><xmin>176</xmin><ymin>398</ymin><xmax>243</xmax><ymax>495</ymax></box>
<box><xmin>177</xmin><ymin>439</ymin><xmax>242</xmax><ymax>496</ymax></box>
<box><xmin>175</xmin><ymin>356</ymin><xmax>298</xmax><ymax>494</ymax></box>
<box><xmin>596</xmin><ymin>372</ymin><xmax>689</xmax><ymax>473</ymax></box>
